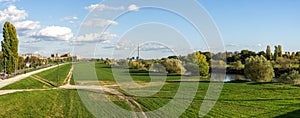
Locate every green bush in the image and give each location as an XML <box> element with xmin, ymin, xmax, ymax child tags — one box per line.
<box><xmin>278</xmin><ymin>70</ymin><xmax>300</xmax><ymax>85</ymax></box>
<box><xmin>244</xmin><ymin>55</ymin><xmax>274</xmax><ymax>82</ymax></box>
<box><xmin>229</xmin><ymin>60</ymin><xmax>244</xmax><ymax>70</ymax></box>
<box><xmin>162</xmin><ymin>59</ymin><xmax>186</xmax><ymax>74</ymax></box>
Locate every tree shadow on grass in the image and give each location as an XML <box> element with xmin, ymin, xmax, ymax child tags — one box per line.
<box><xmin>247</xmin><ymin>82</ymin><xmax>275</xmax><ymax>85</ymax></box>
<box><xmin>275</xmin><ymin>109</ymin><xmax>300</xmax><ymax>118</ymax></box>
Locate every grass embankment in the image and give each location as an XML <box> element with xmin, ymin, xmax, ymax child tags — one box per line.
<box><xmin>1</xmin><ymin>63</ymin><xmax>72</xmax><ymax>90</ymax></box>
<box><xmin>0</xmin><ymin>90</ymin><xmax>94</xmax><ymax>117</ymax></box>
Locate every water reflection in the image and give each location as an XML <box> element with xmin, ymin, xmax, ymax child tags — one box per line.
<box><xmin>224</xmin><ymin>74</ymin><xmax>251</xmax><ymax>82</ymax></box>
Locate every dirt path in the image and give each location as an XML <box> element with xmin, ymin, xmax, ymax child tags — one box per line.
<box><xmin>63</xmin><ymin>66</ymin><xmax>73</xmax><ymax>85</ymax></box>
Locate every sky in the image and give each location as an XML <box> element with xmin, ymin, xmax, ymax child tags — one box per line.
<box><xmin>0</xmin><ymin>0</ymin><xmax>300</xmax><ymax>58</ymax></box>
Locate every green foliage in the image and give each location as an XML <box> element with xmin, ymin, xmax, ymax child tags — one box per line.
<box><xmin>274</xmin><ymin>46</ymin><xmax>279</xmax><ymax>60</ymax></box>
<box><xmin>150</xmin><ymin>63</ymin><xmax>167</xmax><ymax>73</ymax></box>
<box><xmin>266</xmin><ymin>45</ymin><xmax>272</xmax><ymax>60</ymax></box>
<box><xmin>184</xmin><ymin>63</ymin><xmax>199</xmax><ymax>75</ymax></box>
<box><xmin>25</xmin><ymin>56</ymin><xmax>42</xmax><ymax>68</ymax></box>
<box><xmin>195</xmin><ymin>52</ymin><xmax>209</xmax><ymax>76</ymax></box>
<box><xmin>1</xmin><ymin>22</ymin><xmax>19</xmax><ymax>74</ymax></box>
<box><xmin>275</xmin><ymin>57</ymin><xmax>292</xmax><ymax>69</ymax></box>
<box><xmin>116</xmin><ymin>59</ymin><xmax>129</xmax><ymax>68</ymax></box>
<box><xmin>0</xmin><ymin>51</ymin><xmax>3</xmax><ymax>71</ymax></box>
<box><xmin>162</xmin><ymin>58</ymin><xmax>186</xmax><ymax>74</ymax></box>
<box><xmin>244</xmin><ymin>55</ymin><xmax>275</xmax><ymax>82</ymax></box>
<box><xmin>230</xmin><ymin>60</ymin><xmax>244</xmax><ymax>70</ymax></box>
<box><xmin>211</xmin><ymin>59</ymin><xmax>226</xmax><ymax>69</ymax></box>
<box><xmin>129</xmin><ymin>61</ymin><xmax>139</xmax><ymax>69</ymax></box>
<box><xmin>278</xmin><ymin>45</ymin><xmax>283</xmax><ymax>57</ymax></box>
<box><xmin>18</xmin><ymin>56</ymin><xmax>25</xmax><ymax>70</ymax></box>
<box><xmin>104</xmin><ymin>58</ymin><xmax>112</xmax><ymax>65</ymax></box>
<box><xmin>278</xmin><ymin>70</ymin><xmax>300</xmax><ymax>85</ymax></box>
<box><xmin>183</xmin><ymin>52</ymin><xmax>209</xmax><ymax>76</ymax></box>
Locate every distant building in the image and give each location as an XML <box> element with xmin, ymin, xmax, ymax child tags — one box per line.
<box><xmin>20</xmin><ymin>53</ymin><xmax>42</xmax><ymax>59</ymax></box>
<box><xmin>51</xmin><ymin>53</ymin><xmax>71</xmax><ymax>59</ymax></box>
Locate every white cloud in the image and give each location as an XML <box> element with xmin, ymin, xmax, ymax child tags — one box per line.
<box><xmin>128</xmin><ymin>4</ymin><xmax>139</xmax><ymax>11</ymax></box>
<box><xmin>60</xmin><ymin>16</ymin><xmax>78</xmax><ymax>24</ymax></box>
<box><xmin>226</xmin><ymin>43</ymin><xmax>240</xmax><ymax>47</ymax></box>
<box><xmin>257</xmin><ymin>43</ymin><xmax>263</xmax><ymax>47</ymax></box>
<box><xmin>103</xmin><ymin>40</ymin><xmax>136</xmax><ymax>50</ymax></box>
<box><xmin>30</xmin><ymin>26</ymin><xmax>73</xmax><ymax>41</ymax></box>
<box><xmin>74</xmin><ymin>32</ymin><xmax>118</xmax><ymax>43</ymax></box>
<box><xmin>85</xmin><ymin>4</ymin><xmax>125</xmax><ymax>11</ymax></box>
<box><xmin>0</xmin><ymin>5</ymin><xmax>27</xmax><ymax>23</ymax></box>
<box><xmin>0</xmin><ymin>0</ymin><xmax>16</xmax><ymax>2</ymax></box>
<box><xmin>81</xmin><ymin>18</ymin><xmax>118</xmax><ymax>28</ymax></box>
<box><xmin>14</xmin><ymin>20</ymin><xmax>40</xmax><ymax>31</ymax></box>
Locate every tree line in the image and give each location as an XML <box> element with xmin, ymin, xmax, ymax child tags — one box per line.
<box><xmin>100</xmin><ymin>44</ymin><xmax>300</xmax><ymax>85</ymax></box>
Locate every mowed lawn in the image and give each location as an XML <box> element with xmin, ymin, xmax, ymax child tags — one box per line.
<box><xmin>0</xmin><ymin>62</ymin><xmax>299</xmax><ymax>117</ymax></box>
<box><xmin>94</xmin><ymin>63</ymin><xmax>300</xmax><ymax>117</ymax></box>
<box><xmin>36</xmin><ymin>63</ymin><xmax>72</xmax><ymax>86</ymax></box>
<box><xmin>0</xmin><ymin>90</ymin><xmax>94</xmax><ymax>117</ymax></box>
<box><xmin>1</xmin><ymin>63</ymin><xmax>72</xmax><ymax>90</ymax></box>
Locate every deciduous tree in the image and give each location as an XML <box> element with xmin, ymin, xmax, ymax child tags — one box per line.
<box><xmin>244</xmin><ymin>55</ymin><xmax>274</xmax><ymax>82</ymax></box>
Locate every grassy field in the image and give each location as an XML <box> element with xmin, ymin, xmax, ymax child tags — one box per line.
<box><xmin>36</xmin><ymin>63</ymin><xmax>72</xmax><ymax>86</ymax></box>
<box><xmin>0</xmin><ymin>62</ymin><xmax>300</xmax><ymax>117</ymax></box>
<box><xmin>0</xmin><ymin>90</ymin><xmax>94</xmax><ymax>117</ymax></box>
<box><xmin>1</xmin><ymin>63</ymin><xmax>72</xmax><ymax>90</ymax></box>
<box><xmin>0</xmin><ymin>76</ymin><xmax>52</xmax><ymax>90</ymax></box>
<box><xmin>93</xmin><ymin>63</ymin><xmax>300</xmax><ymax>117</ymax></box>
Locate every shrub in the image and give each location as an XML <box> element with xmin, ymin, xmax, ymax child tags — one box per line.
<box><xmin>182</xmin><ymin>52</ymin><xmax>209</xmax><ymax>76</ymax></box>
<box><xmin>129</xmin><ymin>61</ymin><xmax>139</xmax><ymax>69</ymax></box>
<box><xmin>244</xmin><ymin>55</ymin><xmax>275</xmax><ymax>82</ymax></box>
<box><xmin>211</xmin><ymin>59</ymin><xmax>226</xmax><ymax>69</ymax></box>
<box><xmin>184</xmin><ymin>63</ymin><xmax>199</xmax><ymax>75</ymax></box>
<box><xmin>278</xmin><ymin>70</ymin><xmax>300</xmax><ymax>85</ymax></box>
<box><xmin>230</xmin><ymin>60</ymin><xmax>244</xmax><ymax>70</ymax></box>
<box><xmin>162</xmin><ymin>59</ymin><xmax>186</xmax><ymax>74</ymax></box>
<box><xmin>150</xmin><ymin>63</ymin><xmax>167</xmax><ymax>73</ymax></box>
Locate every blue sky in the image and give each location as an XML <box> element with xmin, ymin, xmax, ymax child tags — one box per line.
<box><xmin>0</xmin><ymin>0</ymin><xmax>300</xmax><ymax>58</ymax></box>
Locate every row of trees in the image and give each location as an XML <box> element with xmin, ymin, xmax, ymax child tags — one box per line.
<box><xmin>101</xmin><ymin>44</ymin><xmax>300</xmax><ymax>84</ymax></box>
<box><xmin>103</xmin><ymin>52</ymin><xmax>213</xmax><ymax>76</ymax></box>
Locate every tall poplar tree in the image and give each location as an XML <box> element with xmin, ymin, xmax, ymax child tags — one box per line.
<box><xmin>1</xmin><ymin>22</ymin><xmax>19</xmax><ymax>74</ymax></box>
<box><xmin>278</xmin><ymin>45</ymin><xmax>283</xmax><ymax>57</ymax></box>
<box><xmin>266</xmin><ymin>45</ymin><xmax>272</xmax><ymax>60</ymax></box>
<box><xmin>274</xmin><ymin>46</ymin><xmax>278</xmax><ymax>60</ymax></box>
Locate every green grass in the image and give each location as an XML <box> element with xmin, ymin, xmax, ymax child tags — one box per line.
<box><xmin>1</xmin><ymin>63</ymin><xmax>72</xmax><ymax>90</ymax></box>
<box><xmin>36</xmin><ymin>63</ymin><xmax>72</xmax><ymax>86</ymax></box>
<box><xmin>92</xmin><ymin>62</ymin><xmax>300</xmax><ymax>117</ymax></box>
<box><xmin>0</xmin><ymin>90</ymin><xmax>94</xmax><ymax>117</ymax></box>
<box><xmin>1</xmin><ymin>62</ymin><xmax>300</xmax><ymax>117</ymax></box>
<box><xmin>1</xmin><ymin>77</ymin><xmax>51</xmax><ymax>90</ymax></box>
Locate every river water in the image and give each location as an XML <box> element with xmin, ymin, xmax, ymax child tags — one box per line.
<box><xmin>224</xmin><ymin>74</ymin><xmax>251</xmax><ymax>82</ymax></box>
